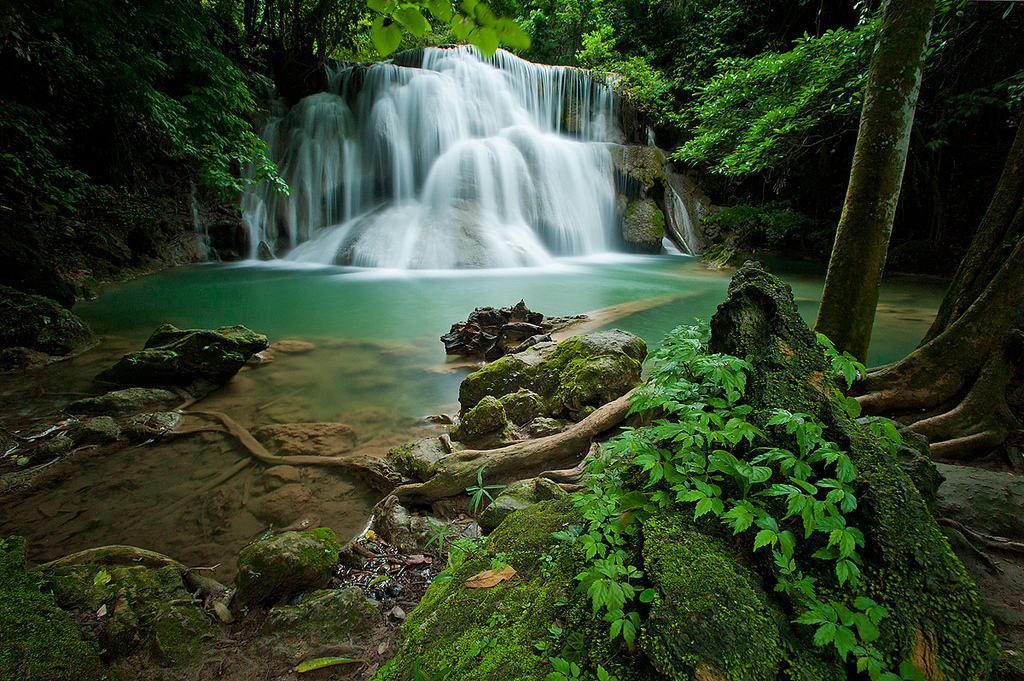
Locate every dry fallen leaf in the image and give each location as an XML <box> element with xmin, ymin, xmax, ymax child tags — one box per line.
<box><xmin>464</xmin><ymin>565</ymin><xmax>516</xmax><ymax>588</ymax></box>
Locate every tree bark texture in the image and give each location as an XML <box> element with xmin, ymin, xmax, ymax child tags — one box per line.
<box><xmin>922</xmin><ymin>117</ymin><xmax>1024</xmax><ymax>344</ymax></box>
<box><xmin>815</xmin><ymin>0</ymin><xmax>936</xmax><ymax>361</ymax></box>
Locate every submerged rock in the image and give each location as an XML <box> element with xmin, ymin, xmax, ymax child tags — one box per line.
<box><xmin>256</xmin><ymin>422</ymin><xmax>358</xmax><ymax>457</ymax></box>
<box><xmin>96</xmin><ymin>323</ymin><xmax>268</xmax><ymax>387</ymax></box>
<box><xmin>68</xmin><ymin>387</ymin><xmax>179</xmax><ymax>415</ymax></box>
<box><xmin>0</xmin><ymin>284</ymin><xmax>96</xmax><ymax>356</ymax></box>
<box><xmin>235</xmin><ymin>528</ymin><xmax>340</xmax><ymax>607</ymax></box>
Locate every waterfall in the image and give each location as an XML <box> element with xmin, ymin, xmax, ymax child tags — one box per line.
<box><xmin>241</xmin><ymin>47</ymin><xmax>622</xmax><ymax>268</ymax></box>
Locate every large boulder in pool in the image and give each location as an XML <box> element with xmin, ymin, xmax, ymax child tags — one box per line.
<box><xmin>457</xmin><ymin>329</ymin><xmax>647</xmax><ymax>428</ymax></box>
<box><xmin>0</xmin><ymin>284</ymin><xmax>95</xmax><ymax>357</ymax></box>
<box><xmin>96</xmin><ymin>323</ymin><xmax>268</xmax><ymax>386</ymax></box>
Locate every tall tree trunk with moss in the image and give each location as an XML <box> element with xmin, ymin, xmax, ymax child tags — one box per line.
<box><xmin>814</xmin><ymin>0</ymin><xmax>936</xmax><ymax>361</ymax></box>
<box><xmin>854</xmin><ymin>127</ymin><xmax>1024</xmax><ymax>462</ymax></box>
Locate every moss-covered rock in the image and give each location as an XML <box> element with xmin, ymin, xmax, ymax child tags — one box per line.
<box><xmin>235</xmin><ymin>527</ymin><xmax>340</xmax><ymax>607</ymax></box>
<box><xmin>0</xmin><ymin>536</ymin><xmax>108</xmax><ymax>680</ymax></box>
<box><xmin>450</xmin><ymin>395</ymin><xmax>517</xmax><ymax>447</ymax></box>
<box><xmin>374</xmin><ymin>499</ymin><xmax>622</xmax><ymax>681</ymax></box>
<box><xmin>96</xmin><ymin>323</ymin><xmax>268</xmax><ymax>387</ymax></box>
<box><xmin>478</xmin><ymin>477</ymin><xmax>567</xmax><ymax>533</ymax></box>
<box><xmin>47</xmin><ymin>562</ymin><xmax>218</xmax><ymax>669</ymax></box>
<box><xmin>0</xmin><ymin>284</ymin><xmax>96</xmax><ymax>355</ymax></box>
<box><xmin>622</xmin><ymin>197</ymin><xmax>666</xmax><ymax>253</ymax></box>
<box><xmin>458</xmin><ymin>330</ymin><xmax>646</xmax><ymax>421</ymax></box>
<box><xmin>372</xmin><ymin>495</ymin><xmax>447</xmax><ymax>553</ymax></box>
<box><xmin>389</xmin><ymin>437</ymin><xmax>464</xmax><ymax>482</ymax></box>
<box><xmin>261</xmin><ymin>587</ymin><xmax>382</xmax><ymax>660</ymax></box>
<box><xmin>708</xmin><ymin>262</ymin><xmax>996</xmax><ymax>680</ymax></box>
<box><xmin>641</xmin><ymin>516</ymin><xmax>786</xmax><ymax>681</ymax></box>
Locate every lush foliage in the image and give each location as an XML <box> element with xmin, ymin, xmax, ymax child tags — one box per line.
<box><xmin>366</xmin><ymin>0</ymin><xmax>530</xmax><ymax>57</ymax></box>
<box><xmin>546</xmin><ymin>322</ymin><xmax>923</xmax><ymax>680</ymax></box>
<box><xmin>1</xmin><ymin>0</ymin><xmax>281</xmax><ymax>200</ymax></box>
<box><xmin>673</xmin><ymin>20</ymin><xmax>875</xmax><ymax>177</ymax></box>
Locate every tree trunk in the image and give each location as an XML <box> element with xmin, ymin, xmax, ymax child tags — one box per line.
<box><xmin>921</xmin><ymin>117</ymin><xmax>1024</xmax><ymax>344</ymax></box>
<box><xmin>815</xmin><ymin>0</ymin><xmax>936</xmax><ymax>361</ymax></box>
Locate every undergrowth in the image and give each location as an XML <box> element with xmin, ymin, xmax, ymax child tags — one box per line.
<box><xmin>544</xmin><ymin>321</ymin><xmax>924</xmax><ymax>681</ymax></box>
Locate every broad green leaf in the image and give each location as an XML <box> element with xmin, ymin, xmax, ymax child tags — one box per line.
<box><xmin>495</xmin><ymin>18</ymin><xmax>530</xmax><ymax>49</ymax></box>
<box><xmin>833</xmin><ymin>625</ymin><xmax>857</xmax><ymax>659</ymax></box>
<box><xmin>469</xmin><ymin>26</ymin><xmax>499</xmax><ymax>56</ymax></box>
<box><xmin>367</xmin><ymin>0</ymin><xmax>398</xmax><ymax>13</ymax></box>
<box><xmin>899</xmin><ymin>661</ymin><xmax>926</xmax><ymax>681</ymax></box>
<box><xmin>371</xmin><ymin>17</ymin><xmax>404</xmax><ymax>56</ymax></box>
<box><xmin>393</xmin><ymin>5</ymin><xmax>431</xmax><ymax>36</ymax></box>
<box><xmin>425</xmin><ymin>0</ymin><xmax>454</xmax><ymax>21</ymax></box>
<box><xmin>813</xmin><ymin>621</ymin><xmax>836</xmax><ymax>646</ymax></box>
<box><xmin>450</xmin><ymin>15</ymin><xmax>473</xmax><ymax>40</ymax></box>
<box><xmin>753</xmin><ymin>528</ymin><xmax>777</xmax><ymax>550</ymax></box>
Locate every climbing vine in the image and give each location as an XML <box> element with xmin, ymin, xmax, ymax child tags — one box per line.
<box><xmin>555</xmin><ymin>322</ymin><xmax>925</xmax><ymax>681</ymax></box>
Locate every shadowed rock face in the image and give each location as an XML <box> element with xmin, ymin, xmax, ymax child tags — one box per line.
<box><xmin>96</xmin><ymin>323</ymin><xmax>268</xmax><ymax>387</ymax></box>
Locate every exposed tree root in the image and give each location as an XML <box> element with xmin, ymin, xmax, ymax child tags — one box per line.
<box><xmin>38</xmin><ymin>545</ymin><xmax>230</xmax><ymax>603</ymax></box>
<box><xmin>392</xmin><ymin>388</ymin><xmax>636</xmax><ymax>505</ymax></box>
<box><xmin>539</xmin><ymin>444</ymin><xmax>597</xmax><ymax>485</ymax></box>
<box><xmin>937</xmin><ymin>518</ymin><xmax>1024</xmax><ymax>555</ymax></box>
<box><xmin>176</xmin><ymin>409</ymin><xmax>402</xmax><ymax>492</ymax></box>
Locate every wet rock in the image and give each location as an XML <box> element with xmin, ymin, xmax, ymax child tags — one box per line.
<box><xmin>478</xmin><ymin>477</ymin><xmax>567</xmax><ymax>532</ymax></box>
<box><xmin>256</xmin><ymin>422</ymin><xmax>358</xmax><ymax>457</ymax></box>
<box><xmin>441</xmin><ymin>300</ymin><xmax>572</xmax><ymax>361</ymax></box>
<box><xmin>261</xmin><ymin>465</ymin><xmax>302</xmax><ymax>486</ymax></box>
<box><xmin>96</xmin><ymin>323</ymin><xmax>268</xmax><ymax>387</ymax></box>
<box><xmin>498</xmin><ymin>390</ymin><xmax>543</xmax><ymax>426</ymax></box>
<box><xmin>122</xmin><ymin>411</ymin><xmax>180</xmax><ymax>439</ymax></box>
<box><xmin>621</xmin><ymin>197</ymin><xmax>665</xmax><ymax>253</ymax></box>
<box><xmin>0</xmin><ymin>284</ymin><xmax>96</xmax><ymax>356</ymax></box>
<box><xmin>67</xmin><ymin>416</ymin><xmax>120</xmax><ymax>444</ymax></box>
<box><xmin>372</xmin><ymin>495</ymin><xmax>444</xmax><ymax>553</ymax></box>
<box><xmin>0</xmin><ymin>346</ymin><xmax>50</xmax><ymax>372</ymax></box>
<box><xmin>528</xmin><ymin>416</ymin><xmax>571</xmax><ymax>437</ymax></box>
<box><xmin>68</xmin><ymin>388</ymin><xmax>179</xmax><ymax>415</ymax></box>
<box><xmin>389</xmin><ymin>437</ymin><xmax>463</xmax><ymax>481</ymax></box>
<box><xmin>935</xmin><ymin>463</ymin><xmax>1024</xmax><ymax>540</ymax></box>
<box><xmin>254</xmin><ymin>484</ymin><xmax>314</xmax><ymax>527</ymax></box>
<box><xmin>459</xmin><ymin>329</ymin><xmax>647</xmax><ymax>421</ymax></box>
<box><xmin>46</xmin><ymin>561</ymin><xmax>217</xmax><ymax>669</ymax></box>
<box><xmin>37</xmin><ymin>432</ymin><xmax>74</xmax><ymax>457</ymax></box>
<box><xmin>261</xmin><ymin>587</ymin><xmax>382</xmax><ymax>660</ymax></box>
<box><xmin>269</xmin><ymin>339</ymin><xmax>315</xmax><ymax>353</ymax></box>
<box><xmin>235</xmin><ymin>528</ymin><xmax>341</xmax><ymax>607</ymax></box>
<box><xmin>0</xmin><ymin>537</ymin><xmax>107</xmax><ymax>680</ymax></box>
<box><xmin>450</xmin><ymin>395</ymin><xmax>517</xmax><ymax>447</ymax></box>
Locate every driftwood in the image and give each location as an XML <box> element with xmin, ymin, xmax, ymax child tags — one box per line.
<box><xmin>38</xmin><ymin>545</ymin><xmax>230</xmax><ymax>603</ymax></box>
<box><xmin>392</xmin><ymin>388</ymin><xmax>636</xmax><ymax>504</ymax></box>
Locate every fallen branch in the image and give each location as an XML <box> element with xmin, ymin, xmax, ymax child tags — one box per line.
<box><xmin>393</xmin><ymin>388</ymin><xmax>636</xmax><ymax>504</ymax></box>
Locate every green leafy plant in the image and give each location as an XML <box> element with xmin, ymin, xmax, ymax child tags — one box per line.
<box><xmin>466</xmin><ymin>467</ymin><xmax>505</xmax><ymax>515</ymax></box>
<box><xmin>554</xmin><ymin>322</ymin><xmax>922</xmax><ymax>681</ymax></box>
<box><xmin>365</xmin><ymin>0</ymin><xmax>529</xmax><ymax>57</ymax></box>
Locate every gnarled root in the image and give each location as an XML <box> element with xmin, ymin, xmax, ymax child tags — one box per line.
<box><xmin>176</xmin><ymin>409</ymin><xmax>402</xmax><ymax>492</ymax></box>
<box><xmin>393</xmin><ymin>388</ymin><xmax>636</xmax><ymax>505</ymax></box>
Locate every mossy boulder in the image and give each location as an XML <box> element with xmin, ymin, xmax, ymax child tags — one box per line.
<box><xmin>46</xmin><ymin>562</ymin><xmax>218</xmax><ymax>669</ymax></box>
<box><xmin>641</xmin><ymin>516</ymin><xmax>788</xmax><ymax>681</ymax></box>
<box><xmin>450</xmin><ymin>395</ymin><xmax>517</xmax><ymax>447</ymax></box>
<box><xmin>622</xmin><ymin>197</ymin><xmax>666</xmax><ymax>253</ymax></box>
<box><xmin>235</xmin><ymin>528</ymin><xmax>340</xmax><ymax>607</ymax></box>
<box><xmin>96</xmin><ymin>323</ymin><xmax>268</xmax><ymax>387</ymax></box>
<box><xmin>260</xmin><ymin>587</ymin><xmax>382</xmax><ymax>660</ymax></box>
<box><xmin>0</xmin><ymin>536</ymin><xmax>108</xmax><ymax>680</ymax></box>
<box><xmin>0</xmin><ymin>284</ymin><xmax>96</xmax><ymax>355</ymax></box>
<box><xmin>389</xmin><ymin>437</ymin><xmax>465</xmax><ymax>481</ymax></box>
<box><xmin>478</xmin><ymin>477</ymin><xmax>566</xmax><ymax>532</ymax></box>
<box><xmin>374</xmin><ymin>499</ymin><xmax>641</xmax><ymax>681</ymax></box>
<box><xmin>458</xmin><ymin>330</ymin><xmax>647</xmax><ymax>421</ymax></box>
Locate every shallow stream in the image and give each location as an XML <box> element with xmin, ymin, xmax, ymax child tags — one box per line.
<box><xmin>0</xmin><ymin>255</ymin><xmax>946</xmax><ymax>580</ymax></box>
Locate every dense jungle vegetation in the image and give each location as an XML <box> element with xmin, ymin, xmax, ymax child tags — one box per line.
<box><xmin>2</xmin><ymin>0</ymin><xmax>1021</xmax><ymax>305</ymax></box>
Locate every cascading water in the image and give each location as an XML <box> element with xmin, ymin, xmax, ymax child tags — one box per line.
<box><xmin>241</xmin><ymin>47</ymin><xmax>623</xmax><ymax>268</ymax></box>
